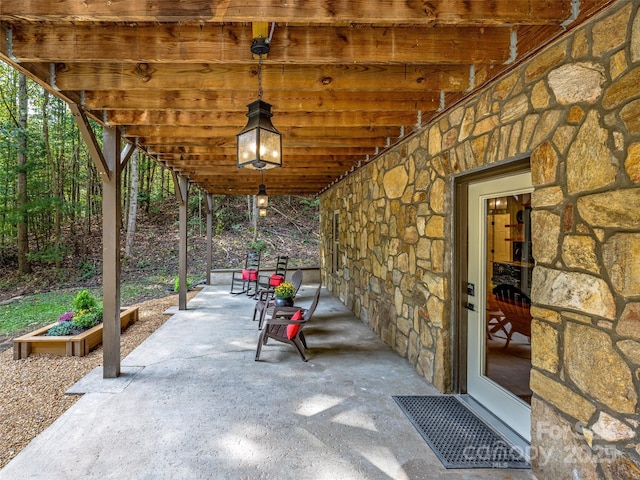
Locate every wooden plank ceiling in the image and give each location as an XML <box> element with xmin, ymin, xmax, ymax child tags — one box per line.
<box><xmin>0</xmin><ymin>0</ymin><xmax>612</xmax><ymax>195</ymax></box>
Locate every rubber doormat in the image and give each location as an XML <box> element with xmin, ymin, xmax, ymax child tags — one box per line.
<box><xmin>393</xmin><ymin>395</ymin><xmax>530</xmax><ymax>469</ymax></box>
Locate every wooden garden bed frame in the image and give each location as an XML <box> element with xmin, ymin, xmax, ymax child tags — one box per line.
<box><xmin>13</xmin><ymin>306</ymin><xmax>139</xmax><ymax>360</ymax></box>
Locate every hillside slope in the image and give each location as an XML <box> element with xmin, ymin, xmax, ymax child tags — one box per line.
<box><xmin>0</xmin><ymin>195</ymin><xmax>320</xmax><ymax>303</ymax></box>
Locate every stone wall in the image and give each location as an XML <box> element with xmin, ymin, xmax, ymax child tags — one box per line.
<box><xmin>319</xmin><ymin>0</ymin><xmax>640</xmax><ymax>477</ymax></box>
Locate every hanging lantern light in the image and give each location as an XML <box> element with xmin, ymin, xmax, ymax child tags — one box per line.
<box><xmin>257</xmin><ymin>183</ymin><xmax>269</xmax><ymax>208</ymax></box>
<box><xmin>237</xmin><ymin>36</ymin><xmax>282</xmax><ymax>170</ymax></box>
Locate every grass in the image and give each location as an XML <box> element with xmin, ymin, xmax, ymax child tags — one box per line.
<box><xmin>0</xmin><ymin>281</ymin><xmax>177</xmax><ymax>337</ymax></box>
<box><xmin>0</xmin><ymin>290</ymin><xmax>80</xmax><ymax>335</ymax></box>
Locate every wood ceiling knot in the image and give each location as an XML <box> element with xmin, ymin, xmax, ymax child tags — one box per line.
<box><xmin>135</xmin><ymin>63</ymin><xmax>153</xmax><ymax>82</ymax></box>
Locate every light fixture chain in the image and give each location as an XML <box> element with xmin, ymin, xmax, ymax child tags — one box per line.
<box><xmin>257</xmin><ymin>54</ymin><xmax>264</xmax><ymax>100</ymax></box>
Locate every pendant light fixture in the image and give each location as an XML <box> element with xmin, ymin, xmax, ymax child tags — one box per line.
<box><xmin>237</xmin><ymin>35</ymin><xmax>283</xmax><ymax>170</ymax></box>
<box><xmin>257</xmin><ymin>183</ymin><xmax>269</xmax><ymax>208</ymax></box>
<box><xmin>256</xmin><ymin>170</ymin><xmax>269</xmax><ymax>218</ymax></box>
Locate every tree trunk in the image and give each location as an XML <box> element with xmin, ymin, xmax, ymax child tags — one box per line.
<box><xmin>42</xmin><ymin>90</ymin><xmax>62</xmax><ymax>267</ymax></box>
<box><xmin>124</xmin><ymin>150</ymin><xmax>139</xmax><ymax>258</ymax></box>
<box><xmin>17</xmin><ymin>73</ymin><xmax>31</xmax><ymax>274</ymax></box>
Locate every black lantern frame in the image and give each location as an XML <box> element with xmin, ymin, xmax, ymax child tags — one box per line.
<box><xmin>256</xmin><ymin>183</ymin><xmax>269</xmax><ymax>208</ymax></box>
<box><xmin>237</xmin><ymin>99</ymin><xmax>282</xmax><ymax>170</ymax></box>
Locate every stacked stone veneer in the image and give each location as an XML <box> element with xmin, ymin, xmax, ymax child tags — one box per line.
<box><xmin>319</xmin><ymin>1</ymin><xmax>640</xmax><ymax>477</ymax></box>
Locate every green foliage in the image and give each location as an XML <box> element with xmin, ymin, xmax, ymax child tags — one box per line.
<box><xmin>0</xmin><ymin>290</ymin><xmax>78</xmax><ymax>335</ymax></box>
<box><xmin>214</xmin><ymin>210</ymin><xmax>225</xmax><ymax>235</ymax></box>
<box><xmin>187</xmin><ymin>216</ymin><xmax>205</xmax><ymax>235</ymax></box>
<box><xmin>274</xmin><ymin>281</ymin><xmax>296</xmax><ymax>298</ymax></box>
<box><xmin>71</xmin><ymin>309</ymin><xmax>100</xmax><ymax>330</ymax></box>
<box><xmin>46</xmin><ymin>321</ymin><xmax>77</xmax><ymax>336</ymax></box>
<box><xmin>69</xmin><ymin>292</ymin><xmax>102</xmax><ymax>330</ymax></box>
<box><xmin>77</xmin><ymin>261</ymin><xmax>98</xmax><ymax>281</ymax></box>
<box><xmin>26</xmin><ymin>245</ymin><xmax>67</xmax><ymax>264</ymax></box>
<box><xmin>173</xmin><ymin>276</ymin><xmax>192</xmax><ymax>292</ymax></box>
<box><xmin>137</xmin><ymin>191</ymin><xmax>151</xmax><ymax>206</ymax></box>
<box><xmin>300</xmin><ymin>197</ymin><xmax>320</xmax><ymax>208</ymax></box>
<box><xmin>249</xmin><ymin>240</ymin><xmax>267</xmax><ymax>253</ymax></box>
<box><xmin>73</xmin><ymin>289</ymin><xmax>97</xmax><ymax>312</ymax></box>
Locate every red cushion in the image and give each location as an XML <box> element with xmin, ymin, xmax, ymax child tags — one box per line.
<box><xmin>242</xmin><ymin>269</ymin><xmax>258</xmax><ymax>281</ymax></box>
<box><xmin>269</xmin><ymin>274</ymin><xmax>284</xmax><ymax>287</ymax></box>
<box><xmin>286</xmin><ymin>309</ymin><xmax>303</xmax><ymax>340</ymax></box>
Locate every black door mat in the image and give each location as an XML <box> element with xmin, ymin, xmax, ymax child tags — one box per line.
<box><xmin>393</xmin><ymin>395</ymin><xmax>530</xmax><ymax>469</ymax></box>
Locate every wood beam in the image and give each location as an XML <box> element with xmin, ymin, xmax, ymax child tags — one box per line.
<box><xmin>120</xmin><ymin>142</ymin><xmax>136</xmax><ymax>167</ymax></box>
<box><xmin>53</xmin><ymin>62</ymin><xmax>479</xmax><ymax>92</ymax></box>
<box><xmin>124</xmin><ymin>125</ymin><xmax>403</xmax><ymax>139</ymax></box>
<box><xmin>148</xmin><ymin>146</ymin><xmax>376</xmax><ymax>156</ymax></box>
<box><xmin>188</xmin><ymin>179</ymin><xmax>342</xmax><ymax>195</ymax></box>
<box><xmin>9</xmin><ymin>24</ymin><xmax>513</xmax><ymax>64</ymax></box>
<box><xmin>69</xmin><ymin>104</ymin><xmax>109</xmax><ymax>178</ymax></box>
<box><xmin>0</xmin><ymin>1</ymin><xmax>571</xmax><ymax>25</ymax></box>
<box><xmin>85</xmin><ymin>90</ymin><xmax>440</xmax><ymax>113</ymax></box>
<box><xmin>136</xmin><ymin>136</ymin><xmax>392</xmax><ymax>148</ymax></box>
<box><xmin>105</xmin><ymin>109</ymin><xmax>422</xmax><ymax>129</ymax></box>
<box><xmin>171</xmin><ymin>165</ymin><xmax>356</xmax><ymax>176</ymax></box>
<box><xmin>161</xmin><ymin>157</ymin><xmax>359</xmax><ymax>166</ymax></box>
<box><xmin>190</xmin><ymin>174</ymin><xmax>344</xmax><ymax>184</ymax></box>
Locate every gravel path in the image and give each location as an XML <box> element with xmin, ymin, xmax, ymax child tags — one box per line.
<box><xmin>0</xmin><ymin>291</ymin><xmax>197</xmax><ymax>469</ymax></box>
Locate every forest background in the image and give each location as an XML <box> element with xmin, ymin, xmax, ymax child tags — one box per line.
<box><xmin>0</xmin><ymin>65</ymin><xmax>320</xmax><ymax>333</ymax></box>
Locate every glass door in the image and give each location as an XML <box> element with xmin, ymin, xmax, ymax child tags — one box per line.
<box><xmin>467</xmin><ymin>171</ymin><xmax>533</xmax><ymax>441</ymax></box>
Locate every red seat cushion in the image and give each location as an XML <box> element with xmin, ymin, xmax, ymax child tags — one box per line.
<box><xmin>269</xmin><ymin>274</ymin><xmax>285</xmax><ymax>287</ymax></box>
<box><xmin>242</xmin><ymin>269</ymin><xmax>258</xmax><ymax>281</ymax></box>
<box><xmin>286</xmin><ymin>309</ymin><xmax>303</xmax><ymax>340</ymax></box>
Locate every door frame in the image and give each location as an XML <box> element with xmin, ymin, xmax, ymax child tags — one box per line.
<box><xmin>451</xmin><ymin>156</ymin><xmax>531</xmax><ymax>395</ymax></box>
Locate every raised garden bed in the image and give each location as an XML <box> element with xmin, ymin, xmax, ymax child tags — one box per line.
<box><xmin>13</xmin><ymin>306</ymin><xmax>139</xmax><ymax>360</ymax></box>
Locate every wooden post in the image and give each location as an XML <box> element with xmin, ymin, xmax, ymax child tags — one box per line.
<box><xmin>70</xmin><ymin>104</ymin><xmax>131</xmax><ymax>379</ymax></box>
<box><xmin>172</xmin><ymin>173</ymin><xmax>189</xmax><ymax>310</ymax></box>
<box><xmin>205</xmin><ymin>193</ymin><xmax>213</xmax><ymax>285</ymax></box>
<box><xmin>102</xmin><ymin>126</ymin><xmax>122</xmax><ymax>378</ymax></box>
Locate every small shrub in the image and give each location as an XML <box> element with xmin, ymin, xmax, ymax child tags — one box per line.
<box><xmin>46</xmin><ymin>321</ymin><xmax>77</xmax><ymax>336</ymax></box>
<box><xmin>173</xmin><ymin>276</ymin><xmax>192</xmax><ymax>292</ymax></box>
<box><xmin>72</xmin><ymin>311</ymin><xmax>99</xmax><ymax>330</ymax></box>
<box><xmin>249</xmin><ymin>240</ymin><xmax>266</xmax><ymax>253</ymax></box>
<box><xmin>78</xmin><ymin>262</ymin><xmax>97</xmax><ymax>281</ymax></box>
<box><xmin>73</xmin><ymin>290</ymin><xmax>97</xmax><ymax>312</ymax></box>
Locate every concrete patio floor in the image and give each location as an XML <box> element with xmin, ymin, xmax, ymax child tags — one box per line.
<box><xmin>0</xmin><ymin>285</ymin><xmax>535</xmax><ymax>480</ymax></box>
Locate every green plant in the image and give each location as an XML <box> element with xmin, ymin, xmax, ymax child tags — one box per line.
<box><xmin>71</xmin><ymin>311</ymin><xmax>99</xmax><ymax>330</ymax></box>
<box><xmin>73</xmin><ymin>290</ymin><xmax>97</xmax><ymax>312</ymax></box>
<box><xmin>26</xmin><ymin>245</ymin><xmax>67</xmax><ymax>264</ymax></box>
<box><xmin>77</xmin><ymin>261</ymin><xmax>98</xmax><ymax>281</ymax></box>
<box><xmin>274</xmin><ymin>281</ymin><xmax>296</xmax><ymax>298</ymax></box>
<box><xmin>46</xmin><ymin>321</ymin><xmax>77</xmax><ymax>336</ymax></box>
<box><xmin>249</xmin><ymin>240</ymin><xmax>266</xmax><ymax>253</ymax></box>
<box><xmin>173</xmin><ymin>276</ymin><xmax>192</xmax><ymax>292</ymax></box>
